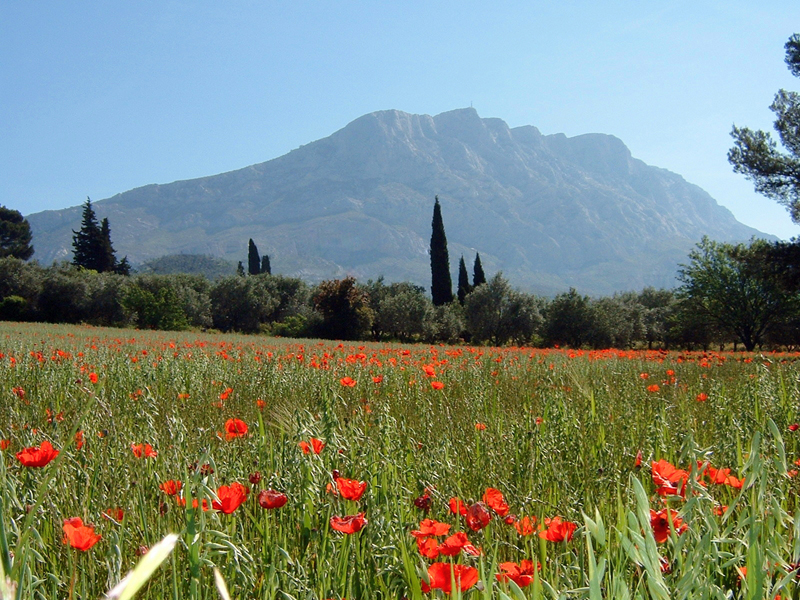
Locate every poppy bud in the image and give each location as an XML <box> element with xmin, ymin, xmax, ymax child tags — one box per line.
<box><xmin>249</xmin><ymin>471</ymin><xmax>262</xmax><ymax>485</ymax></box>
<box><xmin>332</xmin><ymin>469</ymin><xmax>340</xmax><ymax>480</ymax></box>
<box><xmin>138</xmin><ymin>545</ymin><xmax>149</xmax><ymax>556</ymax></box>
<box><xmin>413</xmin><ymin>493</ymin><xmax>432</xmax><ymax>513</ymax></box>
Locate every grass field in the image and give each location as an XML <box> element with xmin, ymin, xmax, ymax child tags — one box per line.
<box><xmin>1</xmin><ymin>321</ymin><xmax>799</xmax><ymax>599</ymax></box>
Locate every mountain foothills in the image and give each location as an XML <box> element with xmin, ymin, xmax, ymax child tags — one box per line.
<box><xmin>26</xmin><ymin>108</ymin><xmax>766</xmax><ymax>295</ymax></box>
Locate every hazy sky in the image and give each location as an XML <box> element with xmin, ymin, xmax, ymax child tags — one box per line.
<box><xmin>3</xmin><ymin>1</ymin><xmax>800</xmax><ymax>239</ymax></box>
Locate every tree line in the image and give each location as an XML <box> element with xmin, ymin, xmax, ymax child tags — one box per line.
<box><xmin>0</xmin><ymin>250</ymin><xmax>796</xmax><ymax>350</ymax></box>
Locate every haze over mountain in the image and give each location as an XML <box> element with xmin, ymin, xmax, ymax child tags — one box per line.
<box><xmin>27</xmin><ymin>108</ymin><xmax>768</xmax><ymax>295</ymax></box>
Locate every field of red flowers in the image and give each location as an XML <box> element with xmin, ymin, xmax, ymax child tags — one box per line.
<box><xmin>1</xmin><ymin>321</ymin><xmax>800</xmax><ymax>599</ymax></box>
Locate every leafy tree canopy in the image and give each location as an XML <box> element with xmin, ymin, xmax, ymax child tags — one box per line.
<box><xmin>0</xmin><ymin>206</ymin><xmax>34</xmax><ymax>260</ymax></box>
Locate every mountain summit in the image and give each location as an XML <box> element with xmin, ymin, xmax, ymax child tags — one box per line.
<box><xmin>27</xmin><ymin>108</ymin><xmax>767</xmax><ymax>295</ymax></box>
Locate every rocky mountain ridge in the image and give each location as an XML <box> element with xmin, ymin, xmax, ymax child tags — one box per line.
<box><xmin>26</xmin><ymin>108</ymin><xmax>767</xmax><ymax>295</ymax></box>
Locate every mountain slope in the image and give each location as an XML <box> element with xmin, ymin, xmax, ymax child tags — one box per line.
<box><xmin>27</xmin><ymin>108</ymin><xmax>768</xmax><ymax>295</ymax></box>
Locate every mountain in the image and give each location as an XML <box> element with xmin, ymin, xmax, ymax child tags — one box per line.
<box><xmin>26</xmin><ymin>108</ymin><xmax>769</xmax><ymax>295</ymax></box>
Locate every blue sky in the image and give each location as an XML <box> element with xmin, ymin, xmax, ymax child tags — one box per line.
<box><xmin>2</xmin><ymin>1</ymin><xmax>800</xmax><ymax>239</ymax></box>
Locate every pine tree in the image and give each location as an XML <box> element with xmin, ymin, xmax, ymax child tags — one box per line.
<box><xmin>430</xmin><ymin>196</ymin><xmax>453</xmax><ymax>306</ymax></box>
<box><xmin>457</xmin><ymin>255</ymin><xmax>472</xmax><ymax>305</ymax></box>
<box><xmin>261</xmin><ymin>254</ymin><xmax>271</xmax><ymax>275</ymax></box>
<box><xmin>72</xmin><ymin>198</ymin><xmax>105</xmax><ymax>271</ymax></box>
<box><xmin>473</xmin><ymin>253</ymin><xmax>487</xmax><ymax>287</ymax></box>
<box><xmin>0</xmin><ymin>206</ymin><xmax>34</xmax><ymax>260</ymax></box>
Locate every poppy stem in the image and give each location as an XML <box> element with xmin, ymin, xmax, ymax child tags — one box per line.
<box><xmin>68</xmin><ymin>552</ymin><xmax>76</xmax><ymax>600</ymax></box>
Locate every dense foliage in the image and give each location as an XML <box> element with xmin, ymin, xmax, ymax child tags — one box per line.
<box><xmin>0</xmin><ymin>206</ymin><xmax>34</xmax><ymax>260</ymax></box>
<box><xmin>5</xmin><ymin>239</ymin><xmax>800</xmax><ymax>349</ymax></box>
<box><xmin>729</xmin><ymin>34</ymin><xmax>800</xmax><ymax>223</ymax></box>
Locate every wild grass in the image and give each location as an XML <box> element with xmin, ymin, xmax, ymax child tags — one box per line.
<box><xmin>0</xmin><ymin>322</ymin><xmax>799</xmax><ymax>598</ymax></box>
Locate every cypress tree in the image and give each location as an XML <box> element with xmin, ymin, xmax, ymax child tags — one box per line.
<box><xmin>473</xmin><ymin>253</ymin><xmax>487</xmax><ymax>287</ymax></box>
<box><xmin>237</xmin><ymin>261</ymin><xmax>245</xmax><ymax>277</ymax></box>
<box><xmin>457</xmin><ymin>255</ymin><xmax>472</xmax><ymax>305</ymax></box>
<box><xmin>72</xmin><ymin>198</ymin><xmax>105</xmax><ymax>271</ymax></box>
<box><xmin>98</xmin><ymin>217</ymin><xmax>118</xmax><ymax>273</ymax></box>
<box><xmin>261</xmin><ymin>254</ymin><xmax>271</xmax><ymax>275</ymax></box>
<box><xmin>115</xmin><ymin>256</ymin><xmax>131</xmax><ymax>276</ymax></box>
<box><xmin>430</xmin><ymin>196</ymin><xmax>453</xmax><ymax>305</ymax></box>
<box><xmin>248</xmin><ymin>239</ymin><xmax>261</xmax><ymax>275</ymax></box>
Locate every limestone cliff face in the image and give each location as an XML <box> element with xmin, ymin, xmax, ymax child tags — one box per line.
<box><xmin>27</xmin><ymin>108</ymin><xmax>768</xmax><ymax>295</ymax></box>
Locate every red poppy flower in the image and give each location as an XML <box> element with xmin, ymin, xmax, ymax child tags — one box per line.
<box><xmin>177</xmin><ymin>496</ymin><xmax>209</xmax><ymax>511</ymax></box>
<box><xmin>0</xmin><ymin>439</ymin><xmax>9</xmax><ymax>451</ymax></box>
<box><xmin>647</xmin><ymin>384</ymin><xmax>660</xmax><ymax>393</ymax></box>
<box><xmin>103</xmin><ymin>507</ymin><xmax>124</xmax><ymax>522</ymax></box>
<box><xmin>131</xmin><ymin>443</ymin><xmax>157</xmax><ymax>458</ymax></box>
<box><xmin>696</xmin><ymin>393</ymin><xmax>708</xmax><ymax>402</ymax></box>
<box><xmin>212</xmin><ymin>482</ymin><xmax>248</xmax><ymax>514</ymax></box>
<box><xmin>340</xmin><ymin>377</ymin><xmax>356</xmax><ymax>387</ymax></box>
<box><xmin>634</xmin><ymin>449</ymin><xmax>642</xmax><ymax>468</ymax></box>
<box><xmin>88</xmin><ymin>373</ymin><xmax>98</xmax><ymax>384</ymax></box>
<box><xmin>438</xmin><ymin>531</ymin><xmax>477</xmax><ymax>556</ymax></box>
<box><xmin>299</xmin><ymin>437</ymin><xmax>325</xmax><ymax>454</ymax></box>
<box><xmin>256</xmin><ymin>399</ymin><xmax>266</xmax><ymax>410</ymax></box>
<box><xmin>16</xmin><ymin>440</ymin><xmax>59</xmax><ymax>467</ymax></box>
<box><xmin>650</xmin><ymin>508</ymin><xmax>687</xmax><ymax>543</ymax></box>
<box><xmin>475</xmin><ymin>422</ymin><xmax>487</xmax><ymax>431</ymax></box>
<box><xmin>330</xmin><ymin>513</ymin><xmax>367</xmax><ymax>534</ymax></box>
<box><xmin>430</xmin><ymin>381</ymin><xmax>445</xmax><ymax>390</ymax></box>
<box><xmin>224</xmin><ymin>418</ymin><xmax>248</xmax><ymax>441</ymax></box>
<box><xmin>465</xmin><ymin>502</ymin><xmax>491</xmax><ymax>531</ymax></box>
<box><xmin>483</xmin><ymin>488</ymin><xmax>510</xmax><ymax>516</ymax></box>
<box><xmin>258</xmin><ymin>489</ymin><xmax>288</xmax><ymax>509</ymax></box>
<box><xmin>75</xmin><ymin>431</ymin><xmax>84</xmax><ymax>450</ymax></box>
<box><xmin>651</xmin><ymin>459</ymin><xmax>689</xmax><ymax>497</ymax></box>
<box><xmin>704</xmin><ymin>465</ymin><xmax>743</xmax><ymax>489</ymax></box>
<box><xmin>790</xmin><ymin>424</ymin><xmax>799</xmax><ymax>432</ymax></box>
<box><xmin>411</xmin><ymin>519</ymin><xmax>451</xmax><ymax>538</ymax></box>
<box><xmin>421</xmin><ymin>562</ymin><xmax>479</xmax><ymax>594</ymax></box>
<box><xmin>496</xmin><ymin>559</ymin><xmax>540</xmax><ymax>587</ymax></box>
<box><xmin>372</xmin><ymin>376</ymin><xmax>383</xmax><ymax>384</ymax></box>
<box><xmin>422</xmin><ymin>364</ymin><xmax>436</xmax><ymax>377</ymax></box>
<box><xmin>416</xmin><ymin>536</ymin><xmax>440</xmax><ymax>559</ymax></box>
<box><xmin>539</xmin><ymin>516</ymin><xmax>577</xmax><ymax>542</ymax></box>
<box><xmin>335</xmin><ymin>477</ymin><xmax>367</xmax><ymax>501</ymax></box>
<box><xmin>448</xmin><ymin>497</ymin><xmax>467</xmax><ymax>516</ymax></box>
<box><xmin>160</xmin><ymin>480</ymin><xmax>182</xmax><ymax>496</ymax></box>
<box><xmin>514</xmin><ymin>515</ymin><xmax>537</xmax><ymax>536</ymax></box>
<box><xmin>63</xmin><ymin>517</ymin><xmax>101</xmax><ymax>551</ymax></box>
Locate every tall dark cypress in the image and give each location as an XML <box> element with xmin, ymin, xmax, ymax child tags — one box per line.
<box><xmin>248</xmin><ymin>239</ymin><xmax>261</xmax><ymax>275</ymax></box>
<box><xmin>473</xmin><ymin>252</ymin><xmax>486</xmax><ymax>287</ymax></box>
<box><xmin>261</xmin><ymin>254</ymin><xmax>271</xmax><ymax>275</ymax></box>
<box><xmin>98</xmin><ymin>218</ymin><xmax>118</xmax><ymax>273</ymax></box>
<box><xmin>457</xmin><ymin>255</ymin><xmax>472</xmax><ymax>305</ymax></box>
<box><xmin>72</xmin><ymin>198</ymin><xmax>105</xmax><ymax>271</ymax></box>
<box><xmin>430</xmin><ymin>196</ymin><xmax>453</xmax><ymax>305</ymax></box>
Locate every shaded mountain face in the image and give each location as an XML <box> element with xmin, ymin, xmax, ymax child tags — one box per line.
<box><xmin>27</xmin><ymin>108</ymin><xmax>768</xmax><ymax>295</ymax></box>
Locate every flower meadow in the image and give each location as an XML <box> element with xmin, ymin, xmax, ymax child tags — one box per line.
<box><xmin>2</xmin><ymin>323</ymin><xmax>800</xmax><ymax>598</ymax></box>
